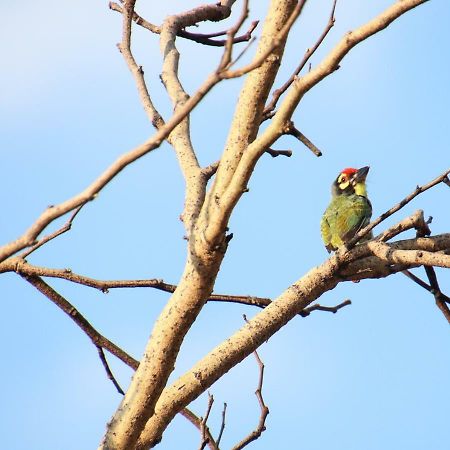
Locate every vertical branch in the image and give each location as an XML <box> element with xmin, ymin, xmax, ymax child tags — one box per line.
<box><xmin>118</xmin><ymin>0</ymin><xmax>164</xmax><ymax>128</ymax></box>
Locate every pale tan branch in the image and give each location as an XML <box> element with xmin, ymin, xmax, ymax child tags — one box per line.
<box><xmin>22</xmin><ymin>272</ymin><xmax>217</xmax><ymax>447</ymax></box>
<box><xmin>116</xmin><ymin>0</ymin><xmax>164</xmax><ymax>128</ymax></box>
<box><xmin>200</xmin><ymin>0</ymin><xmax>306</xmax><ymax>248</ymax></box>
<box><xmin>136</xmin><ymin>254</ymin><xmax>342</xmax><ymax>448</ymax></box>
<box><xmin>136</xmin><ymin>231</ymin><xmax>450</xmax><ymax>447</ymax></box>
<box><xmin>0</xmin><ymin>2</ymin><xmax>309</xmax><ymax>263</ymax></box>
<box><xmin>376</xmin><ymin>210</ymin><xmax>430</xmax><ymax>242</ymax></box>
<box><xmin>206</xmin><ymin>0</ymin><xmax>429</xmax><ymax>247</ymax></box>
<box><xmin>202</xmin><ymin>161</ymin><xmax>220</xmax><ymax>180</ymax></box>
<box><xmin>218</xmin><ymin>0</ymin><xmax>250</xmax><ymax>71</ymax></box>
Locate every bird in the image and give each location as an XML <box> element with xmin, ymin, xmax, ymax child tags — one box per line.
<box><xmin>320</xmin><ymin>166</ymin><xmax>372</xmax><ymax>252</ymax></box>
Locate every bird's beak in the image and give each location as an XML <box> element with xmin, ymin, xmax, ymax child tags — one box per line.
<box><xmin>355</xmin><ymin>166</ymin><xmax>370</xmax><ymax>182</ymax></box>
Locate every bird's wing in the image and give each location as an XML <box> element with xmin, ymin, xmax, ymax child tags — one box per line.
<box><xmin>320</xmin><ymin>214</ymin><xmax>333</xmax><ymax>252</ymax></box>
<box><xmin>339</xmin><ymin>196</ymin><xmax>372</xmax><ymax>242</ymax></box>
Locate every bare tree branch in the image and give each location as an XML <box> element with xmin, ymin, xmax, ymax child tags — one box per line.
<box><xmin>402</xmin><ymin>270</ymin><xmax>450</xmax><ymax>304</ymax></box>
<box><xmin>263</xmin><ymin>0</ymin><xmax>338</xmax><ymax>118</ymax></box>
<box><xmin>283</xmin><ymin>121</ymin><xmax>322</xmax><ymax>157</ymax></box>
<box><xmin>231</xmin><ymin>315</ymin><xmax>269</xmax><ymax>450</ymax></box>
<box><xmin>300</xmin><ymin>299</ymin><xmax>352</xmax><ymax>317</ymax></box>
<box><xmin>202</xmin><ymin>0</ymin><xmax>429</xmax><ymax>249</ymax></box>
<box><xmin>198</xmin><ymin>393</ymin><xmax>217</xmax><ymax>450</ymax></box>
<box><xmin>265</xmin><ymin>148</ymin><xmax>293</xmax><ymax>158</ymax></box>
<box><xmin>21</xmin><ymin>273</ymin><xmax>218</xmax><ymax>448</ymax></box>
<box><xmin>110</xmin><ymin>2</ymin><xmax>258</xmax><ymax>47</ymax></box>
<box><xmin>347</xmin><ymin>168</ymin><xmax>450</xmax><ymax>248</ymax></box>
<box><xmin>136</xmin><ymin>229</ymin><xmax>450</xmax><ymax>448</ymax></box>
<box><xmin>216</xmin><ymin>402</ymin><xmax>227</xmax><ymax>446</ymax></box>
<box><xmin>19</xmin><ymin>204</ymin><xmax>85</xmax><ymax>259</ymax></box>
<box><xmin>22</xmin><ymin>274</ymin><xmax>139</xmax><ymax>369</ymax></box>
<box><xmin>0</xmin><ymin>2</ymin><xmax>287</xmax><ymax>263</ymax></box>
<box><xmin>97</xmin><ymin>345</ymin><xmax>125</xmax><ymax>395</ymax></box>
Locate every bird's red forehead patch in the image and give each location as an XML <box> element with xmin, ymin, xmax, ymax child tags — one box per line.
<box><xmin>341</xmin><ymin>167</ymin><xmax>358</xmax><ymax>176</ymax></box>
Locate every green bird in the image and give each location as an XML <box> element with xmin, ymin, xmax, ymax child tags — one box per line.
<box><xmin>321</xmin><ymin>166</ymin><xmax>372</xmax><ymax>252</ymax></box>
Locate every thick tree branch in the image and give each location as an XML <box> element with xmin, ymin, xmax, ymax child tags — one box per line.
<box><xmin>0</xmin><ymin>2</ymin><xmax>281</xmax><ymax>264</ymax></box>
<box><xmin>22</xmin><ymin>272</ymin><xmax>217</xmax><ymax>448</ymax></box>
<box><xmin>202</xmin><ymin>0</ymin><xmax>429</xmax><ymax>248</ymax></box>
<box><xmin>204</xmin><ymin>0</ymin><xmax>305</xmax><ymax>215</ymax></box>
<box><xmin>136</xmin><ymin>228</ymin><xmax>450</xmax><ymax>447</ymax></box>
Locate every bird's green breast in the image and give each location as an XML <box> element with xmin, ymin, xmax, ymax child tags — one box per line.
<box><xmin>321</xmin><ymin>194</ymin><xmax>372</xmax><ymax>252</ymax></box>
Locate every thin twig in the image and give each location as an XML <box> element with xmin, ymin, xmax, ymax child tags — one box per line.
<box><xmin>202</xmin><ymin>161</ymin><xmax>220</xmax><ymax>180</ymax></box>
<box><xmin>198</xmin><ymin>393</ymin><xmax>216</xmax><ymax>450</ymax></box>
<box><xmin>22</xmin><ymin>274</ymin><xmax>140</xmax><ymax>369</ymax></box>
<box><xmin>97</xmin><ymin>345</ymin><xmax>125</xmax><ymax>395</ymax></box>
<box><xmin>424</xmin><ymin>266</ymin><xmax>450</xmax><ymax>324</ymax></box>
<box><xmin>402</xmin><ymin>270</ymin><xmax>450</xmax><ymax>304</ymax></box>
<box><xmin>283</xmin><ymin>121</ymin><xmax>322</xmax><ymax>156</ymax></box>
<box><xmin>265</xmin><ymin>148</ymin><xmax>293</xmax><ymax>158</ymax></box>
<box><xmin>20</xmin><ymin>204</ymin><xmax>85</xmax><ymax>258</ymax></box>
<box><xmin>263</xmin><ymin>0</ymin><xmax>338</xmax><ymax>118</ymax></box>
<box><xmin>216</xmin><ymin>402</ymin><xmax>227</xmax><ymax>446</ymax></box>
<box><xmin>233</xmin><ymin>315</ymin><xmax>270</xmax><ymax>450</ymax></box>
<box><xmin>221</xmin><ymin>1</ymin><xmax>307</xmax><ymax>78</ymax></box>
<box><xmin>219</xmin><ymin>0</ymin><xmax>250</xmax><ymax>70</ymax></box>
<box><xmin>300</xmin><ymin>299</ymin><xmax>352</xmax><ymax>317</ymax></box>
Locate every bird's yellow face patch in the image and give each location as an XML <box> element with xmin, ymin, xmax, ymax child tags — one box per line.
<box><xmin>337</xmin><ymin>173</ymin><xmax>350</xmax><ymax>190</ymax></box>
<box><xmin>337</xmin><ymin>171</ymin><xmax>368</xmax><ymax>197</ymax></box>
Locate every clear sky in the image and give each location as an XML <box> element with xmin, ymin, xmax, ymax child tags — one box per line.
<box><xmin>1</xmin><ymin>1</ymin><xmax>449</xmax><ymax>449</ymax></box>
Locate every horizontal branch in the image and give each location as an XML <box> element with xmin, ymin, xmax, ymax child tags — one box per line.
<box><xmin>110</xmin><ymin>2</ymin><xmax>258</xmax><ymax>47</ymax></box>
<box><xmin>3</xmin><ymin>258</ymin><xmax>356</xmax><ymax>319</ymax></box>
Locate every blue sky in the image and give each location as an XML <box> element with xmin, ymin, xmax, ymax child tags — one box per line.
<box><xmin>1</xmin><ymin>1</ymin><xmax>449</xmax><ymax>449</ymax></box>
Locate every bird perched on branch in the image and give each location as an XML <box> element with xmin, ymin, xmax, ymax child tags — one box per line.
<box><xmin>321</xmin><ymin>166</ymin><xmax>372</xmax><ymax>252</ymax></box>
